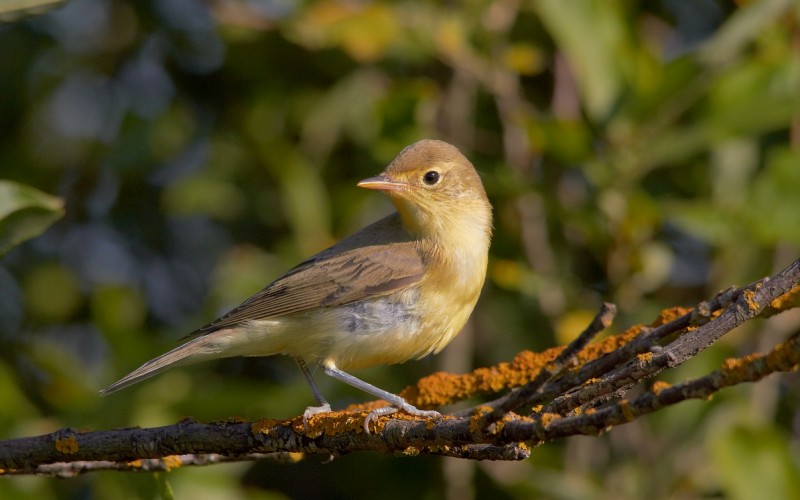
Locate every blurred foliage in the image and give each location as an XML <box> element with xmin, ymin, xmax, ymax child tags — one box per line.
<box><xmin>1</xmin><ymin>0</ymin><xmax>800</xmax><ymax>498</ymax></box>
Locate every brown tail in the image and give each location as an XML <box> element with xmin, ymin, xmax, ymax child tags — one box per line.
<box><xmin>100</xmin><ymin>336</ymin><xmax>222</xmax><ymax>396</ymax></box>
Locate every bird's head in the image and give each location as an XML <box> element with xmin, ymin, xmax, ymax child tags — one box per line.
<box><xmin>358</xmin><ymin>139</ymin><xmax>492</xmax><ymax>244</ymax></box>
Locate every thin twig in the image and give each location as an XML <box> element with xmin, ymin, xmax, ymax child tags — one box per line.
<box><xmin>472</xmin><ymin>302</ymin><xmax>616</xmax><ymax>423</ymax></box>
<box><xmin>501</xmin><ymin>332</ymin><xmax>800</xmax><ymax>443</ymax></box>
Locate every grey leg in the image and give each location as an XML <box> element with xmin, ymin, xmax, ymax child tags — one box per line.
<box><xmin>295</xmin><ymin>358</ymin><xmax>332</xmax><ymax>426</ymax></box>
<box><xmin>323</xmin><ymin>364</ymin><xmax>441</xmax><ymax>432</ymax></box>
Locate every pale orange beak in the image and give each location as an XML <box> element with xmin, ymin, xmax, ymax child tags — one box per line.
<box><xmin>357</xmin><ymin>175</ymin><xmax>406</xmax><ymax>192</ymax></box>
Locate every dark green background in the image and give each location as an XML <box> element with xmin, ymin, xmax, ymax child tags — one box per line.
<box><xmin>2</xmin><ymin>0</ymin><xmax>799</xmax><ymax>498</ymax></box>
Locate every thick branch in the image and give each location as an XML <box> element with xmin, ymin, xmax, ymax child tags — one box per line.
<box><xmin>1</xmin><ymin>259</ymin><xmax>799</xmax><ymax>477</ymax></box>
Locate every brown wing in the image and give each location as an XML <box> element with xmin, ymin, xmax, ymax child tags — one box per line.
<box><xmin>186</xmin><ymin>215</ymin><xmax>424</xmax><ymax>337</ymax></box>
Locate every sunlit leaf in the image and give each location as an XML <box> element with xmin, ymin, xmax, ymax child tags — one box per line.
<box><xmin>0</xmin><ymin>180</ymin><xmax>63</xmax><ymax>256</ymax></box>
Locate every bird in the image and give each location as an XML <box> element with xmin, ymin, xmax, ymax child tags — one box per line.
<box><xmin>100</xmin><ymin>139</ymin><xmax>493</xmax><ymax>430</ymax></box>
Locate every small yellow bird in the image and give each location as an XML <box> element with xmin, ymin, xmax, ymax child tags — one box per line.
<box><xmin>101</xmin><ymin>139</ymin><xmax>493</xmax><ymax>428</ymax></box>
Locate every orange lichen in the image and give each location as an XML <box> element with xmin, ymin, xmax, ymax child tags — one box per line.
<box><xmin>764</xmin><ymin>338</ymin><xmax>800</xmax><ymax>372</ymax></box>
<box><xmin>651</xmin><ymin>381</ymin><xmax>671</xmax><ymax>395</ymax></box>
<box><xmin>652</xmin><ymin>307</ymin><xmax>691</xmax><ymax>326</ymax></box>
<box><xmin>287</xmin><ymin>452</ymin><xmax>304</xmax><ymax>462</ymax></box>
<box><xmin>637</xmin><ymin>352</ymin><xmax>653</xmax><ymax>364</ymax></box>
<box><xmin>300</xmin><ymin>410</ymin><xmax>373</xmax><ymax>437</ymax></box>
<box><xmin>427</xmin><ymin>444</ymin><xmax>452</xmax><ymax>454</ymax></box>
<box><xmin>250</xmin><ymin>418</ymin><xmax>280</xmax><ymax>435</ymax></box>
<box><xmin>473</xmin><ymin>405</ymin><xmax>493</xmax><ymax>415</ymax></box>
<box><xmin>54</xmin><ymin>435</ymin><xmax>79</xmax><ymax>455</ymax></box>
<box><xmin>397</xmin><ymin>349</ymin><xmax>560</xmax><ymax>408</ymax></box>
<box><xmin>126</xmin><ymin>459</ymin><xmax>143</xmax><ymax>468</ymax></box>
<box><xmin>765</xmin><ymin>284</ymin><xmax>800</xmax><ymax>316</ymax></box>
<box><xmin>540</xmin><ymin>413</ymin><xmax>561</xmax><ymax>427</ymax></box>
<box><xmin>713</xmin><ymin>337</ymin><xmax>800</xmax><ymax>390</ymax></box>
<box><xmin>721</xmin><ymin>357</ymin><xmax>745</xmax><ymax>370</ymax></box>
<box><xmin>469</xmin><ymin>409</ymin><xmax>488</xmax><ymax>434</ymax></box>
<box><xmin>489</xmin><ymin>411</ymin><xmax>521</xmax><ymax>435</ymax></box>
<box><xmin>619</xmin><ymin>400</ymin><xmax>634</xmax><ymax>422</ymax></box>
<box><xmin>743</xmin><ymin>288</ymin><xmax>760</xmax><ymax>312</ymax></box>
<box><xmin>161</xmin><ymin>455</ymin><xmax>183</xmax><ymax>472</ymax></box>
<box><xmin>424</xmin><ymin>416</ymin><xmax>438</xmax><ymax>430</ymax></box>
<box><xmin>721</xmin><ymin>354</ymin><xmax>763</xmax><ymax>378</ymax></box>
<box><xmin>400</xmin><ymin>447</ymin><xmax>420</xmax><ymax>456</ymax></box>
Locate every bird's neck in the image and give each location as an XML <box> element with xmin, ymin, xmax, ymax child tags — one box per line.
<box><xmin>395</xmin><ymin>198</ymin><xmax>492</xmax><ymax>277</ymax></box>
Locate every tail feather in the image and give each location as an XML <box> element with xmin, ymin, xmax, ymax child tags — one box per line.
<box><xmin>100</xmin><ymin>336</ymin><xmax>220</xmax><ymax>396</ymax></box>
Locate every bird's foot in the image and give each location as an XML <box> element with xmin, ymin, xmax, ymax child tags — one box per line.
<box><xmin>363</xmin><ymin>401</ymin><xmax>441</xmax><ymax>433</ymax></box>
<box><xmin>302</xmin><ymin>402</ymin><xmax>332</xmax><ymax>429</ymax></box>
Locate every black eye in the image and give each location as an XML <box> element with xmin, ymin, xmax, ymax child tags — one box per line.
<box><xmin>423</xmin><ymin>170</ymin><xmax>440</xmax><ymax>185</ymax></box>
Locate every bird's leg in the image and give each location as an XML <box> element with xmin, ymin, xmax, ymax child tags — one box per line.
<box><xmin>295</xmin><ymin>358</ymin><xmax>332</xmax><ymax>427</ymax></box>
<box><xmin>322</xmin><ymin>364</ymin><xmax>441</xmax><ymax>432</ymax></box>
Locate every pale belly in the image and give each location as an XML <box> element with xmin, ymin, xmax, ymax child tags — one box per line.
<box><xmin>234</xmin><ymin>287</ymin><xmax>473</xmax><ymax>371</ymax></box>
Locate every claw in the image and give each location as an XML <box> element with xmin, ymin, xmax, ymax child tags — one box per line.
<box><xmin>364</xmin><ymin>405</ymin><xmax>398</xmax><ymax>432</ymax></box>
<box><xmin>363</xmin><ymin>402</ymin><xmax>441</xmax><ymax>433</ymax></box>
<box><xmin>302</xmin><ymin>402</ymin><xmax>332</xmax><ymax>429</ymax></box>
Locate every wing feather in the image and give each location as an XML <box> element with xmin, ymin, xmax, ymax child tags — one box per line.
<box><xmin>185</xmin><ymin>214</ymin><xmax>424</xmax><ymax>338</ymax></box>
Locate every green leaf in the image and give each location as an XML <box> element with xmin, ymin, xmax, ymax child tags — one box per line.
<box><xmin>0</xmin><ymin>180</ymin><xmax>64</xmax><ymax>256</ymax></box>
<box><xmin>533</xmin><ymin>0</ymin><xmax>627</xmax><ymax>121</ymax></box>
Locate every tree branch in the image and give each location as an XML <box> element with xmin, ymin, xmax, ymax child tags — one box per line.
<box><xmin>2</xmin><ymin>258</ymin><xmax>799</xmax><ymax>477</ymax></box>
